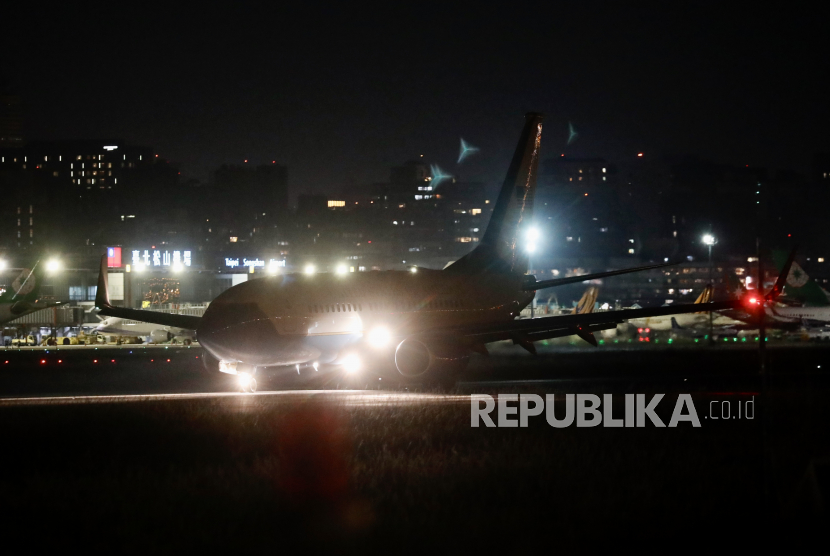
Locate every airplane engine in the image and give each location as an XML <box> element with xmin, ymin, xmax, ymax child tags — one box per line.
<box><xmin>395</xmin><ymin>338</ymin><xmax>434</xmax><ymax>377</ymax></box>
<box><xmin>394</xmin><ymin>339</ymin><xmax>470</xmax><ymax>379</ymax></box>
<box><xmin>150</xmin><ymin>329</ymin><xmax>173</xmax><ymax>344</ymax></box>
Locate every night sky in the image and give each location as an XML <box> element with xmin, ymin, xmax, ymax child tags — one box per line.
<box><xmin>5</xmin><ymin>3</ymin><xmax>828</xmax><ymax>198</ymax></box>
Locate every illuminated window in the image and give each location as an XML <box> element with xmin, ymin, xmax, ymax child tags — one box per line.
<box><xmin>819</xmin><ymin>258</ymin><xmax>825</xmax><ymax>263</ymax></box>
<box><xmin>456</xmin><ymin>237</ymin><xmax>472</xmax><ymax>243</ymax></box>
<box><xmin>230</xmin><ymin>236</ymin><xmax>238</xmax><ymax>243</ymax></box>
<box><xmin>327</xmin><ymin>200</ymin><xmax>345</xmax><ymax>207</ymax></box>
<box><xmin>471</xmin><ymin>208</ymin><xmax>482</xmax><ymax>215</ymax></box>
<box><xmin>628</xmin><ymin>248</ymin><xmax>635</xmax><ymax>254</ymax></box>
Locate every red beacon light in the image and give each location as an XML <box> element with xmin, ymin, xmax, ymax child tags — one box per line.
<box><xmin>743</xmin><ymin>294</ymin><xmax>763</xmax><ymax>309</ymax></box>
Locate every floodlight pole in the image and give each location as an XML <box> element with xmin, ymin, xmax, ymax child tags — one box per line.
<box><xmin>708</xmin><ymin>243</ymin><xmax>714</xmax><ymax>345</ymax></box>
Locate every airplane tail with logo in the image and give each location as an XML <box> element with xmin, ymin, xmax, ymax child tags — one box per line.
<box><xmin>0</xmin><ymin>261</ymin><xmax>50</xmax><ymax>317</ymax></box>
<box><xmin>771</xmin><ymin>250</ymin><xmax>830</xmax><ymax>306</ymax></box>
<box><xmin>445</xmin><ymin>112</ymin><xmax>544</xmax><ymax>277</ymax></box>
<box><xmin>0</xmin><ymin>263</ymin><xmax>44</xmax><ymax>303</ymax></box>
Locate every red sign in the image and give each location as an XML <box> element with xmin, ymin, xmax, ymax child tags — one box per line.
<box><xmin>107</xmin><ymin>247</ymin><xmax>122</xmax><ymax>268</ymax></box>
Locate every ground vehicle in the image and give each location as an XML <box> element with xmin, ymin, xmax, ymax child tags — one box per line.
<box><xmin>11</xmin><ymin>335</ymin><xmax>37</xmax><ymax>347</ymax></box>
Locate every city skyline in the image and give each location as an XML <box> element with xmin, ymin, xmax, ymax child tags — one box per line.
<box><xmin>3</xmin><ymin>4</ymin><xmax>828</xmax><ymax>195</ymax></box>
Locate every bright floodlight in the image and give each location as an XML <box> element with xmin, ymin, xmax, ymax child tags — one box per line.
<box><xmin>171</xmin><ymin>262</ymin><xmax>184</xmax><ymax>273</ymax></box>
<box><xmin>134</xmin><ymin>263</ymin><xmax>146</xmax><ymax>272</ymax></box>
<box><xmin>342</xmin><ymin>353</ymin><xmax>361</xmax><ymax>374</ymax></box>
<box><xmin>0</xmin><ymin>260</ymin><xmax>6</xmax><ymax>271</ymax></box>
<box><xmin>45</xmin><ymin>259</ymin><xmax>61</xmax><ymax>272</ymax></box>
<box><xmin>335</xmin><ymin>264</ymin><xmax>348</xmax><ymax>275</ymax></box>
<box><xmin>237</xmin><ymin>372</ymin><xmax>253</xmax><ymax>387</ymax></box>
<box><xmin>526</xmin><ymin>227</ymin><xmax>541</xmax><ymax>241</ymax></box>
<box><xmin>526</xmin><ymin>243</ymin><xmax>537</xmax><ymax>254</ymax></box>
<box><xmin>702</xmin><ymin>234</ymin><xmax>716</xmax><ymax>246</ymax></box>
<box><xmin>367</xmin><ymin>326</ymin><xmax>391</xmax><ymax>348</ymax></box>
<box><xmin>410</xmin><ymin>267</ymin><xmax>417</xmax><ymax>273</ymax></box>
<box><xmin>304</xmin><ymin>264</ymin><xmax>316</xmax><ymax>275</ymax></box>
<box><xmin>267</xmin><ymin>261</ymin><xmax>280</xmax><ymax>274</ymax></box>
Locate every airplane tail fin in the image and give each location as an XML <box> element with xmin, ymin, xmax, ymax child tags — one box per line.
<box><xmin>694</xmin><ymin>285</ymin><xmax>714</xmax><ymax>304</ymax></box>
<box><xmin>95</xmin><ymin>254</ymin><xmax>111</xmax><ymax>309</ymax></box>
<box><xmin>5</xmin><ymin>262</ymin><xmax>45</xmax><ymax>303</ymax></box>
<box><xmin>771</xmin><ymin>249</ymin><xmax>829</xmax><ymax>306</ymax></box>
<box><xmin>766</xmin><ymin>248</ymin><xmax>797</xmax><ymax>302</ymax></box>
<box><xmin>445</xmin><ymin>112</ymin><xmax>544</xmax><ymax>276</ymax></box>
<box><xmin>670</xmin><ymin>317</ymin><xmax>682</xmax><ymax>330</ymax></box>
<box><xmin>572</xmin><ymin>286</ymin><xmax>599</xmax><ymax>315</ymax></box>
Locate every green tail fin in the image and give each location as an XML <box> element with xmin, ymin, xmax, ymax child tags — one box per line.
<box><xmin>0</xmin><ymin>262</ymin><xmax>44</xmax><ymax>303</ymax></box>
<box><xmin>771</xmin><ymin>250</ymin><xmax>830</xmax><ymax>307</ymax></box>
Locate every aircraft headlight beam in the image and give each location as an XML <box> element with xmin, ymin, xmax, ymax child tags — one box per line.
<box><xmin>237</xmin><ymin>372</ymin><xmax>253</xmax><ymax>387</ymax></box>
<box><xmin>336</xmin><ymin>264</ymin><xmax>348</xmax><ymax>275</ymax></box>
<box><xmin>342</xmin><ymin>354</ymin><xmax>361</xmax><ymax>374</ymax></box>
<box><xmin>304</xmin><ymin>264</ymin><xmax>316</xmax><ymax>275</ymax></box>
<box><xmin>367</xmin><ymin>326</ymin><xmax>392</xmax><ymax>348</ymax></box>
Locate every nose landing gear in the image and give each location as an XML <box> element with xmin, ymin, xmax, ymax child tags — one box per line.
<box><xmin>237</xmin><ymin>372</ymin><xmax>257</xmax><ymax>393</ymax></box>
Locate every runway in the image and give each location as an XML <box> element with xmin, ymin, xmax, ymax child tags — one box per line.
<box><xmin>0</xmin><ymin>389</ymin><xmax>474</xmax><ymax>407</ymax></box>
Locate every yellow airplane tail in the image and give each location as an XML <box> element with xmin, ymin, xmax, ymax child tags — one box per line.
<box><xmin>572</xmin><ymin>286</ymin><xmax>599</xmax><ymax>315</ymax></box>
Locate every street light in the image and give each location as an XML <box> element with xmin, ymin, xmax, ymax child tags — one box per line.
<box><xmin>702</xmin><ymin>234</ymin><xmax>718</xmax><ymax>343</ymax></box>
<box><xmin>0</xmin><ymin>259</ymin><xmax>6</xmax><ymax>271</ymax></box>
<box><xmin>45</xmin><ymin>259</ymin><xmax>61</xmax><ymax>273</ymax></box>
<box><xmin>526</xmin><ymin>227</ymin><xmax>541</xmax><ymax>317</ymax></box>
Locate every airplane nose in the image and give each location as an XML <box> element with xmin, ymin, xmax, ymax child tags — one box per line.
<box><xmin>197</xmin><ymin>302</ymin><xmax>285</xmax><ymax>366</ymax></box>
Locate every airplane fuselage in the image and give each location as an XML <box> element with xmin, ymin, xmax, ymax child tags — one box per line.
<box><xmin>769</xmin><ymin>305</ymin><xmax>830</xmax><ymax>323</ymax></box>
<box><xmin>197</xmin><ymin>268</ymin><xmax>533</xmax><ymax>368</ymax></box>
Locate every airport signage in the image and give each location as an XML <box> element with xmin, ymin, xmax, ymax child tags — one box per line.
<box><xmin>131</xmin><ymin>249</ymin><xmax>193</xmax><ymax>268</ymax></box>
<box><xmin>224</xmin><ymin>257</ymin><xmax>285</xmax><ymax>269</ymax></box>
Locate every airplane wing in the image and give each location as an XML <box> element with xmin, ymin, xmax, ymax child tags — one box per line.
<box><xmin>441</xmin><ymin>248</ymin><xmax>797</xmax><ymax>349</ymax></box>
<box><xmin>427</xmin><ymin>298</ymin><xmax>745</xmax><ymax>348</ymax></box>
<box><xmin>524</xmin><ymin>261</ymin><xmax>677</xmax><ymax>291</ymax></box>
<box><xmin>95</xmin><ymin>256</ymin><xmax>202</xmax><ymax>330</ymax></box>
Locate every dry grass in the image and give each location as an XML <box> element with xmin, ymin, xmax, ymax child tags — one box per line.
<box><xmin>1</xmin><ymin>385</ymin><xmax>826</xmax><ymax>552</ymax></box>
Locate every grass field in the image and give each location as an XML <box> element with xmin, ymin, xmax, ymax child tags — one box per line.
<box><xmin>1</xmin><ymin>384</ymin><xmax>827</xmax><ymax>552</ymax></box>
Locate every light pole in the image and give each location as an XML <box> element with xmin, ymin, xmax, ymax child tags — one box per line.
<box><xmin>702</xmin><ymin>234</ymin><xmax>717</xmax><ymax>344</ymax></box>
<box><xmin>526</xmin><ymin>227</ymin><xmax>540</xmax><ymax>318</ymax></box>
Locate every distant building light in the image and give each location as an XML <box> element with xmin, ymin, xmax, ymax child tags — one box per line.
<box><xmin>103</xmin><ymin>146</ymin><xmax>118</xmax><ymax>151</ymax></box>
<box><xmin>602</xmin><ymin>168</ymin><xmax>606</xmax><ymax>173</ymax></box>
<box><xmin>471</xmin><ymin>208</ymin><xmax>482</xmax><ymax>215</ymax></box>
<box><xmin>819</xmin><ymin>258</ymin><xmax>825</xmax><ymax>263</ymax></box>
<box><xmin>327</xmin><ymin>200</ymin><xmax>345</xmax><ymax>207</ymax></box>
<box><xmin>230</xmin><ymin>236</ymin><xmax>238</xmax><ymax>243</ymax></box>
<box><xmin>637</xmin><ymin>153</ymin><xmax>644</xmax><ymax>157</ymax></box>
<box><xmin>628</xmin><ymin>249</ymin><xmax>635</xmax><ymax>254</ymax></box>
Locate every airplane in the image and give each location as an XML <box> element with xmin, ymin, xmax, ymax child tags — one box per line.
<box><xmin>627</xmin><ymin>286</ymin><xmax>745</xmax><ymax>331</ymax></box>
<box><xmin>94</xmin><ymin>112</ymin><xmax>794</xmax><ymax>391</ymax></box>
<box><xmin>95</xmin><ymin>315</ymin><xmax>199</xmax><ymax>344</ymax></box>
<box><xmin>0</xmin><ymin>262</ymin><xmax>62</xmax><ymax>325</ymax></box>
<box><xmin>765</xmin><ymin>252</ymin><xmax>830</xmax><ymax>324</ymax></box>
